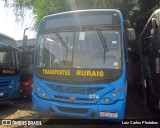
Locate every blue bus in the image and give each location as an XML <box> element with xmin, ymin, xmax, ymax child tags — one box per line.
<box><xmin>32</xmin><ymin>9</ymin><xmax>135</xmax><ymax>120</ymax></box>
<box><xmin>0</xmin><ymin>33</ymin><xmax>19</xmax><ymax>101</ymax></box>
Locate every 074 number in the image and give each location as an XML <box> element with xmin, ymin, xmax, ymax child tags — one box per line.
<box><xmin>89</xmin><ymin>94</ymin><xmax>99</xmax><ymax>99</ymax></box>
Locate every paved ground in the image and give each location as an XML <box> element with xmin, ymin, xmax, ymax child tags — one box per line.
<box><xmin>0</xmin><ymin>86</ymin><xmax>160</xmax><ymax>128</ymax></box>
<box><xmin>125</xmin><ymin>85</ymin><xmax>160</xmax><ymax>119</ymax></box>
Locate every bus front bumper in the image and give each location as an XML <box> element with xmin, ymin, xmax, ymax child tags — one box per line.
<box><xmin>32</xmin><ymin>93</ymin><xmax>126</xmax><ymax>120</ymax></box>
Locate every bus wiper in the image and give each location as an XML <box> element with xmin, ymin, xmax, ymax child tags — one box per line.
<box><xmin>54</xmin><ymin>32</ymin><xmax>68</xmax><ymax>59</ymax></box>
<box><xmin>55</xmin><ymin>32</ymin><xmax>68</xmax><ymax>48</ymax></box>
<box><xmin>97</xmin><ymin>29</ymin><xmax>108</xmax><ymax>63</ymax></box>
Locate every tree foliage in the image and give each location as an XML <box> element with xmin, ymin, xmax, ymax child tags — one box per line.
<box><xmin>129</xmin><ymin>0</ymin><xmax>160</xmax><ymax>35</ymax></box>
<box><xmin>3</xmin><ymin>0</ymin><xmax>70</xmax><ymax>27</ymax></box>
<box><xmin>3</xmin><ymin>0</ymin><xmax>160</xmax><ymax>30</ymax></box>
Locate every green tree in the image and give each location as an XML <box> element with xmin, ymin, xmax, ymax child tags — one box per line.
<box><xmin>3</xmin><ymin>0</ymin><xmax>70</xmax><ymax>27</ymax></box>
<box><xmin>3</xmin><ymin>0</ymin><xmax>140</xmax><ymax>27</ymax></box>
<box><xmin>129</xmin><ymin>0</ymin><xmax>160</xmax><ymax>35</ymax></box>
<box><xmin>33</xmin><ymin>0</ymin><xmax>70</xmax><ymax>26</ymax></box>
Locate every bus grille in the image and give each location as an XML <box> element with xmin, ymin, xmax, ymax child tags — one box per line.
<box><xmin>0</xmin><ymin>81</ymin><xmax>11</xmax><ymax>100</ymax></box>
<box><xmin>46</xmin><ymin>84</ymin><xmax>104</xmax><ymax>103</ymax></box>
<box><xmin>0</xmin><ymin>81</ymin><xmax>11</xmax><ymax>91</ymax></box>
<box><xmin>57</xmin><ymin>106</ymin><xmax>89</xmax><ymax>114</ymax></box>
<box><xmin>46</xmin><ymin>84</ymin><xmax>104</xmax><ymax>94</ymax></box>
<box><xmin>54</xmin><ymin>95</ymin><xmax>93</xmax><ymax>101</ymax></box>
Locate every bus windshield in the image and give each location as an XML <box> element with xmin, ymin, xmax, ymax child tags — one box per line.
<box><xmin>0</xmin><ymin>45</ymin><xmax>17</xmax><ymax>69</ymax></box>
<box><xmin>36</xmin><ymin>30</ymin><xmax>121</xmax><ymax>69</ymax></box>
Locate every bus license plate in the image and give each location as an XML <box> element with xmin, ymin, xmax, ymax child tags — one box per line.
<box><xmin>100</xmin><ymin>111</ymin><xmax>118</xmax><ymax>118</ymax></box>
<box><xmin>0</xmin><ymin>93</ymin><xmax>4</xmax><ymax>96</ymax></box>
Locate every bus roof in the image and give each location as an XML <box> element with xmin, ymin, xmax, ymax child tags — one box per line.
<box><xmin>0</xmin><ymin>33</ymin><xmax>17</xmax><ymax>48</ymax></box>
<box><xmin>38</xmin><ymin>9</ymin><xmax>122</xmax><ymax>31</ymax></box>
<box><xmin>43</xmin><ymin>9</ymin><xmax>121</xmax><ymax>19</ymax></box>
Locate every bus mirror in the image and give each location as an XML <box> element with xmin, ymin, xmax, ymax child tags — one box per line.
<box><xmin>23</xmin><ymin>35</ymin><xmax>28</xmax><ymax>51</ymax></box>
<box><xmin>127</xmin><ymin>28</ymin><xmax>136</xmax><ymax>41</ymax></box>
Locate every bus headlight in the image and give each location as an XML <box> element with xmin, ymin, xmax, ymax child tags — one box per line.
<box><xmin>104</xmin><ymin>98</ymin><xmax>110</xmax><ymax>103</ymax></box>
<box><xmin>33</xmin><ymin>84</ymin><xmax>51</xmax><ymax>100</ymax></box>
<box><xmin>36</xmin><ymin>87</ymin><xmax>40</xmax><ymax>91</ymax></box>
<box><xmin>41</xmin><ymin>92</ymin><xmax>46</xmax><ymax>97</ymax></box>
<box><xmin>97</xmin><ymin>89</ymin><xmax>123</xmax><ymax>105</ymax></box>
<box><xmin>111</xmin><ymin>92</ymin><xmax>117</xmax><ymax>98</ymax></box>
